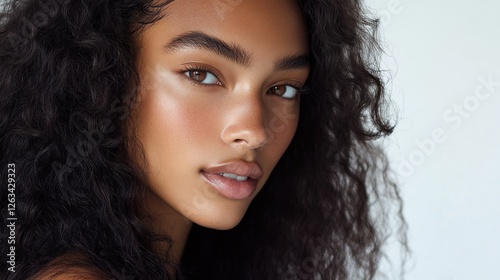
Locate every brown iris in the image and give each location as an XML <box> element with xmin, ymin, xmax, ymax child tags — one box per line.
<box><xmin>188</xmin><ymin>70</ymin><xmax>207</xmax><ymax>82</ymax></box>
<box><xmin>268</xmin><ymin>85</ymin><xmax>287</xmax><ymax>96</ymax></box>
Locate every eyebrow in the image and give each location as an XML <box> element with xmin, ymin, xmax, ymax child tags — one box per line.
<box><xmin>274</xmin><ymin>54</ymin><xmax>310</xmax><ymax>72</ymax></box>
<box><xmin>164</xmin><ymin>31</ymin><xmax>309</xmax><ymax>71</ymax></box>
<box><xmin>165</xmin><ymin>31</ymin><xmax>251</xmax><ymax>66</ymax></box>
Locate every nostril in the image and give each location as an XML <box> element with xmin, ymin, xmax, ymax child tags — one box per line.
<box><xmin>231</xmin><ymin>131</ymin><xmax>268</xmax><ymax>149</ymax></box>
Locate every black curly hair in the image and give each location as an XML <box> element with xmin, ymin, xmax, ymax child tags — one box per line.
<box><xmin>0</xmin><ymin>0</ymin><xmax>407</xmax><ymax>279</ymax></box>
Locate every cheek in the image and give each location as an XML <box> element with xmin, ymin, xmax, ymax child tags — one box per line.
<box><xmin>133</xmin><ymin>83</ymin><xmax>220</xmax><ymax>173</ymax></box>
<box><xmin>263</xmin><ymin>103</ymin><xmax>300</xmax><ymax>161</ymax></box>
<box><xmin>270</xmin><ymin>104</ymin><xmax>299</xmax><ymax>142</ymax></box>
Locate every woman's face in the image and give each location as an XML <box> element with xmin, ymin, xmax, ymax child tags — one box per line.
<box><xmin>132</xmin><ymin>0</ymin><xmax>309</xmax><ymax>230</ymax></box>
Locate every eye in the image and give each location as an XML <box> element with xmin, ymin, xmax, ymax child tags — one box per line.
<box><xmin>268</xmin><ymin>85</ymin><xmax>299</xmax><ymax>99</ymax></box>
<box><xmin>183</xmin><ymin>69</ymin><xmax>221</xmax><ymax>85</ymax></box>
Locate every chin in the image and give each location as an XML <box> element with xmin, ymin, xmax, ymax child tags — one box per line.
<box><xmin>183</xmin><ymin>202</ymin><xmax>250</xmax><ymax>230</ymax></box>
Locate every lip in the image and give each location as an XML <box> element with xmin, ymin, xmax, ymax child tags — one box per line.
<box><xmin>201</xmin><ymin>161</ymin><xmax>263</xmax><ymax>200</ymax></box>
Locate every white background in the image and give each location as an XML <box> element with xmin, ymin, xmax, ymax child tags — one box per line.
<box><xmin>368</xmin><ymin>0</ymin><xmax>500</xmax><ymax>279</ymax></box>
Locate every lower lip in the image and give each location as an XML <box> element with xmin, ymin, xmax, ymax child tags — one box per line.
<box><xmin>201</xmin><ymin>172</ymin><xmax>258</xmax><ymax>200</ymax></box>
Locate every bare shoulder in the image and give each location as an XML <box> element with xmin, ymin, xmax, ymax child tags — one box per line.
<box><xmin>31</xmin><ymin>254</ymin><xmax>108</xmax><ymax>280</ymax></box>
<box><xmin>33</xmin><ymin>268</ymin><xmax>104</xmax><ymax>280</ymax></box>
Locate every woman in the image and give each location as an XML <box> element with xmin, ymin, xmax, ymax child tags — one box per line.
<box><xmin>0</xmin><ymin>0</ymin><xmax>406</xmax><ymax>279</ymax></box>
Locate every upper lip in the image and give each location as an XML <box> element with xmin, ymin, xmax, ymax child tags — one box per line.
<box><xmin>202</xmin><ymin>161</ymin><xmax>263</xmax><ymax>180</ymax></box>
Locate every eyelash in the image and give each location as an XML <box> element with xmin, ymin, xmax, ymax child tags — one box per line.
<box><xmin>181</xmin><ymin>65</ymin><xmax>303</xmax><ymax>101</ymax></box>
<box><xmin>181</xmin><ymin>65</ymin><xmax>222</xmax><ymax>87</ymax></box>
<box><xmin>270</xmin><ymin>84</ymin><xmax>302</xmax><ymax>102</ymax></box>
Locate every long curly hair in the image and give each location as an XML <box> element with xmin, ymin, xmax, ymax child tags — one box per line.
<box><xmin>0</xmin><ymin>0</ymin><xmax>407</xmax><ymax>279</ymax></box>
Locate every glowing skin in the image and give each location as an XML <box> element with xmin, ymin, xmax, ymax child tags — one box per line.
<box><xmin>131</xmin><ymin>0</ymin><xmax>309</xmax><ymax>263</ymax></box>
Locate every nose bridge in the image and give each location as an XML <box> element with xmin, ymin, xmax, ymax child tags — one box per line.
<box><xmin>221</xmin><ymin>87</ymin><xmax>269</xmax><ymax>149</ymax></box>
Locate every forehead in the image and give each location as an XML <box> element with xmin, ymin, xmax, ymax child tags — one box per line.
<box><xmin>142</xmin><ymin>0</ymin><xmax>309</xmax><ymax>56</ymax></box>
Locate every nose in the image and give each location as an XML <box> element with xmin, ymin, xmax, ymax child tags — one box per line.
<box><xmin>221</xmin><ymin>93</ymin><xmax>269</xmax><ymax>150</ymax></box>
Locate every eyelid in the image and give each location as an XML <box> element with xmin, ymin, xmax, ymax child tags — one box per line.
<box><xmin>179</xmin><ymin>63</ymin><xmax>308</xmax><ymax>99</ymax></box>
<box><xmin>268</xmin><ymin>81</ymin><xmax>305</xmax><ymax>101</ymax></box>
<box><xmin>278</xmin><ymin>81</ymin><xmax>305</xmax><ymax>92</ymax></box>
<box><xmin>180</xmin><ymin>63</ymin><xmax>224</xmax><ymax>86</ymax></box>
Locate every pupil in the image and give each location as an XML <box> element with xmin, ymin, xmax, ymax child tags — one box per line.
<box><xmin>191</xmin><ymin>70</ymin><xmax>206</xmax><ymax>81</ymax></box>
<box><xmin>274</xmin><ymin>85</ymin><xmax>285</xmax><ymax>95</ymax></box>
